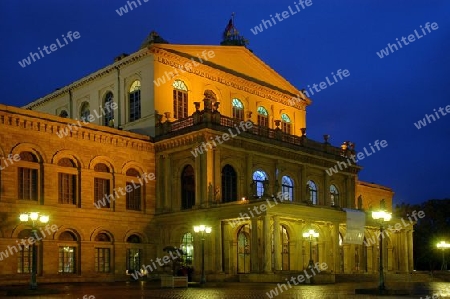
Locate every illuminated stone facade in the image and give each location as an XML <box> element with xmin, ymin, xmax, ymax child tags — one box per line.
<box><xmin>0</xmin><ymin>37</ymin><xmax>412</xmax><ymax>284</ymax></box>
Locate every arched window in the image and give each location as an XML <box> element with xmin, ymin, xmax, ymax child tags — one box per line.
<box><xmin>58</xmin><ymin>158</ymin><xmax>77</xmax><ymax>205</ymax></box>
<box><xmin>59</xmin><ymin>110</ymin><xmax>68</xmax><ymax>118</ymax></box>
<box><xmin>17</xmin><ymin>229</ymin><xmax>34</xmax><ymax>273</ymax></box>
<box><xmin>307</xmin><ymin>180</ymin><xmax>317</xmax><ymax>204</ymax></box>
<box><xmin>257</xmin><ymin>106</ymin><xmax>269</xmax><ymax>127</ymax></box>
<box><xmin>94</xmin><ymin>163</ymin><xmax>111</xmax><ymax>209</ymax></box>
<box><xmin>180</xmin><ymin>233</ymin><xmax>194</xmax><ymax>266</ymax></box>
<box><xmin>80</xmin><ymin>101</ymin><xmax>90</xmax><ymax>122</ymax></box>
<box><xmin>181</xmin><ymin>165</ymin><xmax>195</xmax><ymax>210</ymax></box>
<box><xmin>281</xmin><ymin>176</ymin><xmax>293</xmax><ymax>201</ymax></box>
<box><xmin>222</xmin><ymin>165</ymin><xmax>237</xmax><ymax>202</ymax></box>
<box><xmin>18</xmin><ymin>151</ymin><xmax>39</xmax><ymax>201</ymax></box>
<box><xmin>252</xmin><ymin>170</ymin><xmax>267</xmax><ymax>198</ymax></box>
<box><xmin>173</xmin><ymin>80</ymin><xmax>188</xmax><ymax>119</ymax></box>
<box><xmin>94</xmin><ymin>232</ymin><xmax>112</xmax><ymax>273</ymax></box>
<box><xmin>58</xmin><ymin>231</ymin><xmax>78</xmax><ymax>274</ymax></box>
<box><xmin>129</xmin><ymin>80</ymin><xmax>141</xmax><ymax>122</ymax></box>
<box><xmin>232</xmin><ymin>98</ymin><xmax>244</xmax><ymax>120</ymax></box>
<box><xmin>281</xmin><ymin>113</ymin><xmax>291</xmax><ymax>134</ymax></box>
<box><xmin>103</xmin><ymin>92</ymin><xmax>114</xmax><ymax>126</ymax></box>
<box><xmin>330</xmin><ymin>185</ymin><xmax>339</xmax><ymax>206</ymax></box>
<box><xmin>126</xmin><ymin>234</ymin><xmax>142</xmax><ymax>272</ymax></box>
<box><xmin>126</xmin><ymin>168</ymin><xmax>142</xmax><ymax>211</ymax></box>
<box><xmin>237</xmin><ymin>225</ymin><xmax>251</xmax><ymax>273</ymax></box>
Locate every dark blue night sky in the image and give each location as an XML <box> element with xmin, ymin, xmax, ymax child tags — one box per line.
<box><xmin>1</xmin><ymin>0</ymin><xmax>449</xmax><ymax>205</ymax></box>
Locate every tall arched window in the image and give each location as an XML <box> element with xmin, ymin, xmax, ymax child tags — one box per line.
<box><xmin>222</xmin><ymin>165</ymin><xmax>237</xmax><ymax>202</ymax></box>
<box><xmin>17</xmin><ymin>229</ymin><xmax>34</xmax><ymax>273</ymax></box>
<box><xmin>126</xmin><ymin>234</ymin><xmax>142</xmax><ymax>272</ymax></box>
<box><xmin>103</xmin><ymin>92</ymin><xmax>114</xmax><ymax>126</ymax></box>
<box><xmin>94</xmin><ymin>163</ymin><xmax>111</xmax><ymax>209</ymax></box>
<box><xmin>18</xmin><ymin>151</ymin><xmax>39</xmax><ymax>201</ymax></box>
<box><xmin>330</xmin><ymin>185</ymin><xmax>339</xmax><ymax>206</ymax></box>
<box><xmin>58</xmin><ymin>158</ymin><xmax>77</xmax><ymax>205</ymax></box>
<box><xmin>281</xmin><ymin>176</ymin><xmax>293</xmax><ymax>201</ymax></box>
<box><xmin>94</xmin><ymin>232</ymin><xmax>112</xmax><ymax>273</ymax></box>
<box><xmin>80</xmin><ymin>102</ymin><xmax>90</xmax><ymax>122</ymax></box>
<box><xmin>180</xmin><ymin>233</ymin><xmax>194</xmax><ymax>266</ymax></box>
<box><xmin>237</xmin><ymin>225</ymin><xmax>251</xmax><ymax>273</ymax></box>
<box><xmin>181</xmin><ymin>165</ymin><xmax>195</xmax><ymax>210</ymax></box>
<box><xmin>232</xmin><ymin>98</ymin><xmax>244</xmax><ymax>120</ymax></box>
<box><xmin>307</xmin><ymin>180</ymin><xmax>317</xmax><ymax>204</ymax></box>
<box><xmin>281</xmin><ymin>113</ymin><xmax>291</xmax><ymax>134</ymax></box>
<box><xmin>257</xmin><ymin>106</ymin><xmax>269</xmax><ymax>127</ymax></box>
<box><xmin>126</xmin><ymin>168</ymin><xmax>142</xmax><ymax>211</ymax></box>
<box><xmin>252</xmin><ymin>170</ymin><xmax>267</xmax><ymax>198</ymax></box>
<box><xmin>58</xmin><ymin>231</ymin><xmax>78</xmax><ymax>274</ymax></box>
<box><xmin>129</xmin><ymin>80</ymin><xmax>141</xmax><ymax>122</ymax></box>
<box><xmin>173</xmin><ymin>80</ymin><xmax>188</xmax><ymax>119</ymax></box>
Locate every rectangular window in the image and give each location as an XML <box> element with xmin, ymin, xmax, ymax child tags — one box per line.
<box><xmin>281</xmin><ymin>122</ymin><xmax>291</xmax><ymax>134</ymax></box>
<box><xmin>58</xmin><ymin>246</ymin><xmax>75</xmax><ymax>273</ymax></box>
<box><xmin>58</xmin><ymin>173</ymin><xmax>76</xmax><ymax>204</ymax></box>
<box><xmin>126</xmin><ymin>182</ymin><xmax>141</xmax><ymax>211</ymax></box>
<box><xmin>18</xmin><ymin>168</ymin><xmax>38</xmax><ymax>200</ymax></box>
<box><xmin>173</xmin><ymin>90</ymin><xmax>188</xmax><ymax>119</ymax></box>
<box><xmin>95</xmin><ymin>248</ymin><xmax>110</xmax><ymax>272</ymax></box>
<box><xmin>17</xmin><ymin>245</ymin><xmax>33</xmax><ymax>273</ymax></box>
<box><xmin>232</xmin><ymin>107</ymin><xmax>244</xmax><ymax>120</ymax></box>
<box><xmin>127</xmin><ymin>248</ymin><xmax>141</xmax><ymax>271</ymax></box>
<box><xmin>257</xmin><ymin>115</ymin><xmax>268</xmax><ymax>128</ymax></box>
<box><xmin>94</xmin><ymin>178</ymin><xmax>110</xmax><ymax>208</ymax></box>
<box><xmin>129</xmin><ymin>91</ymin><xmax>141</xmax><ymax>122</ymax></box>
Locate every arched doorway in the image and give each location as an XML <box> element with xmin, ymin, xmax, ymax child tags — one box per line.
<box><xmin>237</xmin><ymin>225</ymin><xmax>250</xmax><ymax>273</ymax></box>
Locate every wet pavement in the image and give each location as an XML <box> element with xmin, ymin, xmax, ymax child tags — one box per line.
<box><xmin>1</xmin><ymin>280</ymin><xmax>449</xmax><ymax>299</ymax></box>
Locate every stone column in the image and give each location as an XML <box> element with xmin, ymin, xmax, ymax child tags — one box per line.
<box><xmin>215</xmin><ymin>222</ymin><xmax>223</xmax><ymax>273</ymax></box>
<box><xmin>323</xmin><ymin>171</ymin><xmax>330</xmax><ymax>206</ymax></box>
<box><xmin>251</xmin><ymin>218</ymin><xmax>259</xmax><ymax>272</ymax></box>
<box><xmin>402</xmin><ymin>231</ymin><xmax>409</xmax><ymax>272</ymax></box>
<box><xmin>343</xmin><ymin>245</ymin><xmax>350</xmax><ymax>273</ymax></box>
<box><xmin>274</xmin><ymin>216</ymin><xmax>281</xmax><ymax>270</ymax></box>
<box><xmin>366</xmin><ymin>246</ymin><xmax>373</xmax><ymax>273</ymax></box>
<box><xmin>333</xmin><ymin>224</ymin><xmax>340</xmax><ymax>273</ymax></box>
<box><xmin>263</xmin><ymin>215</ymin><xmax>272</xmax><ymax>273</ymax></box>
<box><xmin>222</xmin><ymin>222</ymin><xmax>231</xmax><ymax>274</ymax></box>
<box><xmin>195</xmin><ymin>149</ymin><xmax>202</xmax><ymax>207</ymax></box>
<box><xmin>163</xmin><ymin>154</ymin><xmax>172</xmax><ymax>211</ymax></box>
<box><xmin>214</xmin><ymin>148</ymin><xmax>221</xmax><ymax>203</ymax></box>
<box><xmin>408</xmin><ymin>230</ymin><xmax>413</xmax><ymax>272</ymax></box>
<box><xmin>246</xmin><ymin>154</ymin><xmax>253</xmax><ymax>198</ymax></box>
<box><xmin>300</xmin><ymin>165</ymin><xmax>307</xmax><ymax>202</ymax></box>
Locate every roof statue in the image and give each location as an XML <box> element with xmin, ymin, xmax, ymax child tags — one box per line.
<box><xmin>140</xmin><ymin>30</ymin><xmax>169</xmax><ymax>49</ymax></box>
<box><xmin>221</xmin><ymin>13</ymin><xmax>249</xmax><ymax>47</ymax></box>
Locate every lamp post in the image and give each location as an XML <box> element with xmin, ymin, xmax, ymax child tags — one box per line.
<box><xmin>19</xmin><ymin>212</ymin><xmax>49</xmax><ymax>290</ymax></box>
<box><xmin>371</xmin><ymin>210</ymin><xmax>391</xmax><ymax>293</ymax></box>
<box><xmin>303</xmin><ymin>229</ymin><xmax>319</xmax><ymax>269</ymax></box>
<box><xmin>437</xmin><ymin>241</ymin><xmax>450</xmax><ymax>270</ymax></box>
<box><xmin>193</xmin><ymin>225</ymin><xmax>211</xmax><ymax>284</ymax></box>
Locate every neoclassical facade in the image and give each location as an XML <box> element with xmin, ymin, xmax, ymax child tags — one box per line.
<box><xmin>0</xmin><ymin>32</ymin><xmax>413</xmax><ymax>284</ymax></box>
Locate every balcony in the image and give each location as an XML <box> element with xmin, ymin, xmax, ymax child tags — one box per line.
<box><xmin>154</xmin><ymin>100</ymin><xmax>356</xmax><ymax>162</ymax></box>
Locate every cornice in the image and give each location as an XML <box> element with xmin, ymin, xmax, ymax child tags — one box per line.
<box><xmin>154</xmin><ymin>129</ymin><xmax>360</xmax><ymax>174</ymax></box>
<box><xmin>0</xmin><ymin>105</ymin><xmax>153</xmax><ymax>152</ymax></box>
<box><xmin>23</xmin><ymin>49</ymin><xmax>151</xmax><ymax>110</ymax></box>
<box><xmin>152</xmin><ymin>48</ymin><xmax>308</xmax><ymax>110</ymax></box>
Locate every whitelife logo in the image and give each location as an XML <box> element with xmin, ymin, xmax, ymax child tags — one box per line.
<box><xmin>18</xmin><ymin>31</ymin><xmax>81</xmax><ymax>68</ymax></box>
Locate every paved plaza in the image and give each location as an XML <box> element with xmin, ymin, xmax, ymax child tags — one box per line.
<box><xmin>1</xmin><ymin>281</ymin><xmax>449</xmax><ymax>299</ymax></box>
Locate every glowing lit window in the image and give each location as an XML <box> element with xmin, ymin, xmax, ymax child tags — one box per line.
<box><xmin>232</xmin><ymin>98</ymin><xmax>244</xmax><ymax>120</ymax></box>
<box><xmin>281</xmin><ymin>113</ymin><xmax>291</xmax><ymax>134</ymax></box>
<box><xmin>257</xmin><ymin>106</ymin><xmax>269</xmax><ymax>127</ymax></box>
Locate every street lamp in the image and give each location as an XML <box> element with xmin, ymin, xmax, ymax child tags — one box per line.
<box><xmin>371</xmin><ymin>210</ymin><xmax>391</xmax><ymax>293</ymax></box>
<box><xmin>193</xmin><ymin>225</ymin><xmax>211</xmax><ymax>284</ymax></box>
<box><xmin>437</xmin><ymin>241</ymin><xmax>450</xmax><ymax>270</ymax></box>
<box><xmin>302</xmin><ymin>229</ymin><xmax>319</xmax><ymax>269</ymax></box>
<box><xmin>19</xmin><ymin>212</ymin><xmax>49</xmax><ymax>290</ymax></box>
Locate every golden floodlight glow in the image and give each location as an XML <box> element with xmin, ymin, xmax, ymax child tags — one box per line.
<box><xmin>29</xmin><ymin>212</ymin><xmax>39</xmax><ymax>221</ymax></box>
<box><xmin>437</xmin><ymin>241</ymin><xmax>450</xmax><ymax>249</ymax></box>
<box><xmin>372</xmin><ymin>210</ymin><xmax>392</xmax><ymax>221</ymax></box>
<box><xmin>19</xmin><ymin>214</ymin><xmax>29</xmax><ymax>222</ymax></box>
<box><xmin>39</xmin><ymin>215</ymin><xmax>49</xmax><ymax>223</ymax></box>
